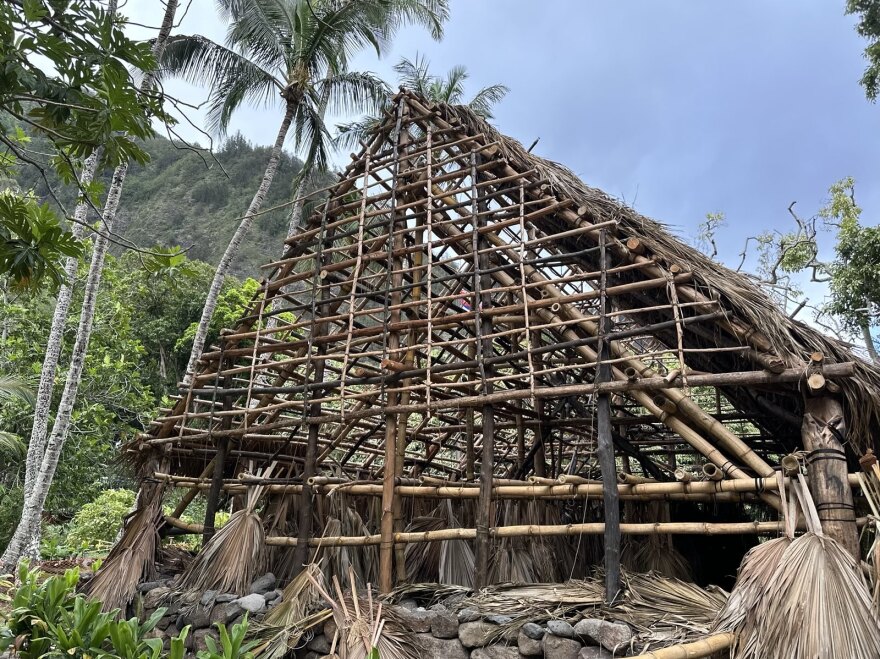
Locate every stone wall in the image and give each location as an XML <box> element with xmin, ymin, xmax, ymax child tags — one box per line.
<box><xmin>137</xmin><ymin>575</ymin><xmax>639</xmax><ymax>659</ymax></box>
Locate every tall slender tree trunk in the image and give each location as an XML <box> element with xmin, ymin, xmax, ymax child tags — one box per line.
<box><xmin>23</xmin><ymin>151</ymin><xmax>98</xmax><ymax>496</ymax></box>
<box><xmin>183</xmin><ymin>102</ymin><xmax>296</xmax><ymax>382</ymax></box>
<box><xmin>0</xmin><ymin>0</ymin><xmax>179</xmax><ymax>572</ymax></box>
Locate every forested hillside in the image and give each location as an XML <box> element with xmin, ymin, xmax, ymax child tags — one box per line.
<box><xmin>14</xmin><ymin>133</ymin><xmax>335</xmax><ymax>277</ymax></box>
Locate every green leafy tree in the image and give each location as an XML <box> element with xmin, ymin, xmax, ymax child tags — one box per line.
<box><xmin>65</xmin><ymin>488</ymin><xmax>135</xmax><ymax>550</ymax></box>
<box><xmin>846</xmin><ymin>0</ymin><xmax>880</xmax><ymax>100</ymax></box>
<box><xmin>160</xmin><ymin>0</ymin><xmax>449</xmax><ymax>382</ymax></box>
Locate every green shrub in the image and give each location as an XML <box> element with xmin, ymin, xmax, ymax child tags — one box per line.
<box><xmin>66</xmin><ymin>488</ymin><xmax>136</xmax><ymax>550</ymax></box>
<box><xmin>0</xmin><ymin>562</ymin><xmax>252</xmax><ymax>659</ymax></box>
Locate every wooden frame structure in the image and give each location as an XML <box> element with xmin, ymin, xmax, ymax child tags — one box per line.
<box><xmin>128</xmin><ymin>90</ymin><xmax>880</xmax><ymax>595</ymax></box>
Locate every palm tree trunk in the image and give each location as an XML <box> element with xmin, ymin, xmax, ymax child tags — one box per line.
<box><xmin>23</xmin><ymin>151</ymin><xmax>98</xmax><ymax>497</ymax></box>
<box><xmin>2</xmin><ymin>164</ymin><xmax>127</xmax><ymax>566</ymax></box>
<box><xmin>0</xmin><ymin>0</ymin><xmax>179</xmax><ymax>572</ymax></box>
<box><xmin>183</xmin><ymin>102</ymin><xmax>296</xmax><ymax>382</ymax></box>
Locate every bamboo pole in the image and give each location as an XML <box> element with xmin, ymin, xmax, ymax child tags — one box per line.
<box><xmin>627</xmin><ymin>632</ymin><xmax>735</xmax><ymax>659</ymax></box>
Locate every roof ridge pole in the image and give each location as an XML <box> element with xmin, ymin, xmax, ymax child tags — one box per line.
<box><xmin>472</xmin><ymin>147</ymin><xmax>496</xmax><ymax>590</ymax></box>
<box><xmin>597</xmin><ymin>228</ymin><xmax>621</xmax><ymax>603</ymax></box>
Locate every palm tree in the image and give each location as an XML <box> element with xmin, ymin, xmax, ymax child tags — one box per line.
<box><xmin>0</xmin><ymin>375</ymin><xmax>34</xmax><ymax>465</ymax></box>
<box><xmin>161</xmin><ymin>0</ymin><xmax>450</xmax><ymax>382</ymax></box>
<box><xmin>335</xmin><ymin>53</ymin><xmax>509</xmax><ymax>151</ymax></box>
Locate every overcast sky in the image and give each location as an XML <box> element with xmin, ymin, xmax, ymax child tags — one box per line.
<box><xmin>128</xmin><ymin>0</ymin><xmax>879</xmax><ymax>270</ymax></box>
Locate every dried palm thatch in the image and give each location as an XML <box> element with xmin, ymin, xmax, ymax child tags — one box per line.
<box><xmin>309</xmin><ymin>568</ymin><xmax>420</xmax><ymax>659</ymax></box>
<box><xmin>857</xmin><ymin>466</ymin><xmax>880</xmax><ymax>615</ymax></box>
<box><xmin>438</xmin><ymin>501</ymin><xmax>475</xmax><ymax>588</ymax></box>
<box><xmin>81</xmin><ymin>481</ymin><xmax>162</xmax><ymax>614</ymax></box>
<box><xmin>318</xmin><ymin>495</ymin><xmax>377</xmax><ymax>589</ymax></box>
<box><xmin>622</xmin><ymin>503</ymin><xmax>692</xmax><ymax>581</ymax></box>
<box><xmin>178</xmin><ymin>467</ymin><xmax>273</xmax><ymax>596</ymax></box>
<box><xmin>253</xmin><ymin>563</ymin><xmax>331</xmax><ymax>659</ymax></box>
<box><xmin>715</xmin><ymin>477</ymin><xmax>880</xmax><ymax>659</ymax></box>
<box><xmin>491</xmin><ymin>500</ymin><xmax>558</xmax><ymax>583</ymax></box>
<box><xmin>614</xmin><ymin>571</ymin><xmax>727</xmax><ymax>647</ymax></box>
<box><xmin>758</xmin><ymin>531</ymin><xmax>880</xmax><ymax>659</ymax></box>
<box><xmin>403</xmin><ymin>515</ymin><xmax>444</xmax><ymax>583</ymax></box>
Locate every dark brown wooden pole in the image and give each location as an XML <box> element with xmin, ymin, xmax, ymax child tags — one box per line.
<box><xmin>596</xmin><ymin>228</ymin><xmax>621</xmax><ymax>602</ymax></box>
<box><xmin>203</xmin><ymin>358</ymin><xmax>231</xmax><ymax>544</ymax></box>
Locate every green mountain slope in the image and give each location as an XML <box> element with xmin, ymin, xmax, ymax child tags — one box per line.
<box><xmin>15</xmin><ymin>132</ymin><xmax>335</xmax><ymax>277</ymax></box>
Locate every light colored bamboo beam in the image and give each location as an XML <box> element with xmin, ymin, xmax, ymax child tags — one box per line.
<box><xmin>627</xmin><ymin>632</ymin><xmax>735</xmax><ymax>659</ymax></box>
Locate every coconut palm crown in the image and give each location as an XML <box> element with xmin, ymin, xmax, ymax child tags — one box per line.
<box><xmin>159</xmin><ymin>0</ymin><xmax>450</xmax><ymax>381</ymax></box>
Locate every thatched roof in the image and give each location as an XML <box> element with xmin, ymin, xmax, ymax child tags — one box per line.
<box><xmin>418</xmin><ymin>92</ymin><xmax>880</xmax><ymax>449</ymax></box>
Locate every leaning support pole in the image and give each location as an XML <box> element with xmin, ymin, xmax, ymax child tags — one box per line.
<box><xmin>596</xmin><ymin>228</ymin><xmax>621</xmax><ymax>602</ymax></box>
<box><xmin>801</xmin><ymin>354</ymin><xmax>859</xmax><ymax>559</ymax></box>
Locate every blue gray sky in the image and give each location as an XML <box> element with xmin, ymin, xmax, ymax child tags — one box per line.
<box><xmin>129</xmin><ymin>0</ymin><xmax>879</xmax><ymax>271</ymax></box>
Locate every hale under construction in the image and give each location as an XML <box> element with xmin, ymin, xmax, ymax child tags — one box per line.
<box><xmin>100</xmin><ymin>90</ymin><xmax>880</xmax><ymax>655</ymax></box>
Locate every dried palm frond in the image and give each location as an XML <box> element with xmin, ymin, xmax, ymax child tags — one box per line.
<box><xmin>309</xmin><ymin>569</ymin><xmax>420</xmax><ymax>659</ymax></box>
<box><xmin>81</xmin><ymin>482</ymin><xmax>162</xmax><ymax>614</ymax></box>
<box><xmin>618</xmin><ymin>571</ymin><xmax>726</xmax><ymax>633</ymax></box>
<box><xmin>178</xmin><ymin>466</ymin><xmax>273</xmax><ymax>596</ymax></box>
<box><xmin>403</xmin><ymin>515</ymin><xmax>444</xmax><ymax>583</ymax></box>
<box><xmin>254</xmin><ymin>563</ymin><xmax>331</xmax><ymax>659</ymax></box>
<box><xmin>438</xmin><ymin>501</ymin><xmax>474</xmax><ymax>588</ymax></box>
<box><xmin>712</xmin><ymin>535</ymin><xmax>791</xmax><ymax>655</ymax></box>
<box><xmin>758</xmin><ymin>533</ymin><xmax>880</xmax><ymax>659</ymax></box>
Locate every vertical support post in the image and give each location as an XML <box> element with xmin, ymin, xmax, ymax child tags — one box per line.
<box><xmin>292</xmin><ymin>202</ymin><xmax>332</xmax><ymax>575</ymax></box>
<box><xmin>472</xmin><ymin>149</ymin><xmax>495</xmax><ymax>589</ymax></box>
<box><xmin>379</xmin><ymin>102</ymin><xmax>406</xmax><ymax>593</ymax></box>
<box><xmin>203</xmin><ymin>344</ymin><xmax>231</xmax><ymax>545</ymax></box>
<box><xmin>802</xmin><ymin>390</ymin><xmax>859</xmax><ymax>559</ymax></box>
<box><xmin>596</xmin><ymin>228</ymin><xmax>621</xmax><ymax>602</ymax></box>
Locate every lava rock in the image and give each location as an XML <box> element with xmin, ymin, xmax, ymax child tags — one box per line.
<box><xmin>249</xmin><ymin>573</ymin><xmax>276</xmax><ymax>595</ymax></box>
<box><xmin>200</xmin><ymin>590</ymin><xmax>218</xmax><ymax>607</ymax></box>
<box><xmin>398</xmin><ymin>598</ymin><xmax>419</xmax><ymax>611</ymax></box>
<box><xmin>193</xmin><ymin>628</ymin><xmax>219</xmax><ymax>653</ymax></box>
<box><xmin>233</xmin><ymin>593</ymin><xmax>266</xmax><ymax>614</ymax></box>
<box><xmin>518</xmin><ymin>629</ymin><xmax>544</xmax><ymax>656</ymax></box>
<box><xmin>547</xmin><ymin>620</ymin><xmax>575</xmax><ymax>638</ymax></box>
<box><xmin>457</xmin><ymin>607</ymin><xmax>482</xmax><ymax>623</ymax></box>
<box><xmin>430</xmin><ymin>610</ymin><xmax>459</xmax><ymax>639</ymax></box>
<box><xmin>578</xmin><ymin>647</ymin><xmax>614</xmax><ymax>659</ymax></box>
<box><xmin>575</xmin><ymin>619</ymin><xmax>632</xmax><ymax>652</ymax></box>
<box><xmin>143</xmin><ymin>586</ymin><xmax>171</xmax><ymax>610</ymax></box>
<box><xmin>264</xmin><ymin>588</ymin><xmax>283</xmax><ymax>603</ymax></box>
<box><xmin>543</xmin><ymin>633</ymin><xmax>582</xmax><ymax>659</ymax></box>
<box><xmin>211</xmin><ymin>602</ymin><xmax>243</xmax><ymax>625</ymax></box>
<box><xmin>137</xmin><ymin>580</ymin><xmax>164</xmax><ymax>593</ymax></box>
<box><xmin>459</xmin><ymin>621</ymin><xmax>497</xmax><ymax>648</ymax></box>
<box><xmin>522</xmin><ymin>622</ymin><xmax>546</xmax><ymax>640</ymax></box>
<box><xmin>323</xmin><ymin>617</ymin><xmax>338</xmax><ymax>641</ymax></box>
<box><xmin>176</xmin><ymin>606</ymin><xmax>211</xmax><ymax>630</ymax></box>
<box><xmin>215</xmin><ymin>593</ymin><xmax>237</xmax><ymax>603</ymax></box>
<box><xmin>471</xmin><ymin>646</ymin><xmax>520</xmax><ymax>659</ymax></box>
<box><xmin>485</xmin><ymin>614</ymin><xmax>514</xmax><ymax>625</ymax></box>
<box><xmin>306</xmin><ymin>633</ymin><xmax>331</xmax><ymax>654</ymax></box>
<box><xmin>394</xmin><ymin>606</ymin><xmax>432</xmax><ymax>633</ymax></box>
<box><xmin>415</xmin><ymin>633</ymin><xmax>469</xmax><ymax>659</ymax></box>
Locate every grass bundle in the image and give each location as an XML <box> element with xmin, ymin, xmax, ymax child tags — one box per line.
<box><xmin>253</xmin><ymin>563</ymin><xmax>331</xmax><ymax>659</ymax></box>
<box><xmin>318</xmin><ymin>495</ymin><xmax>377</xmax><ymax>589</ymax></box>
<box><xmin>715</xmin><ymin>476</ymin><xmax>880</xmax><ymax>658</ymax></box>
<box><xmin>310</xmin><ymin>568</ymin><xmax>420</xmax><ymax>659</ymax></box>
<box><xmin>438</xmin><ymin>502</ymin><xmax>475</xmax><ymax>588</ymax></box>
<box><xmin>621</xmin><ymin>503</ymin><xmax>691</xmax><ymax>581</ymax></box>
<box><xmin>403</xmin><ymin>515</ymin><xmax>445</xmax><ymax>583</ymax></box>
<box><xmin>178</xmin><ymin>467</ymin><xmax>273</xmax><ymax>596</ymax></box>
<box><xmin>81</xmin><ymin>482</ymin><xmax>162</xmax><ymax>614</ymax></box>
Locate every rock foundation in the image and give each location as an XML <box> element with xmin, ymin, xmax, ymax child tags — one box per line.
<box><xmin>135</xmin><ymin>574</ymin><xmax>641</xmax><ymax>658</ymax></box>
